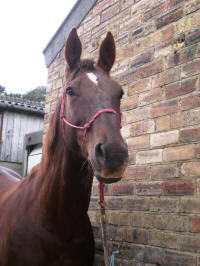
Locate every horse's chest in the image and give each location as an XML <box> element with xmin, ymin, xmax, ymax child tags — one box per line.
<box><xmin>9</xmin><ymin>224</ymin><xmax>94</xmax><ymax>266</ymax></box>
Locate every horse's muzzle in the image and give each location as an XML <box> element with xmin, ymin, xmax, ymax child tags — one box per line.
<box><xmin>95</xmin><ymin>175</ymin><xmax>122</xmax><ymax>184</ymax></box>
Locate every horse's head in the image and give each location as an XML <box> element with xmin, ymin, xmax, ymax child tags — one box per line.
<box><xmin>62</xmin><ymin>28</ymin><xmax>128</xmax><ymax>184</ymax></box>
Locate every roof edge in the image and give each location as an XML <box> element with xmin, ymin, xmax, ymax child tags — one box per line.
<box><xmin>43</xmin><ymin>0</ymin><xmax>98</xmax><ymax>68</ymax></box>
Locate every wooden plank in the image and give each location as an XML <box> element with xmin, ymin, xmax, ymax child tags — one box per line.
<box><xmin>2</xmin><ymin>112</ymin><xmax>14</xmax><ymax>162</ymax></box>
<box><xmin>1</xmin><ymin>111</ymin><xmax>44</xmax><ymax>163</ymax></box>
<box><xmin>11</xmin><ymin>113</ymin><xmax>21</xmax><ymax>162</ymax></box>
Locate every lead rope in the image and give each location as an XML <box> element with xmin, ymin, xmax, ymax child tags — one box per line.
<box><xmin>98</xmin><ymin>183</ymin><xmax>119</xmax><ymax>266</ymax></box>
<box><xmin>98</xmin><ymin>182</ymin><xmax>109</xmax><ymax>266</ymax></box>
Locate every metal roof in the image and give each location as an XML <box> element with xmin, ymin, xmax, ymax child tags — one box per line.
<box><xmin>0</xmin><ymin>95</ymin><xmax>44</xmax><ymax>116</ymax></box>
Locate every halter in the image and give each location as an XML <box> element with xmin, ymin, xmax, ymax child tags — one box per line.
<box><xmin>60</xmin><ymin>88</ymin><xmax>122</xmax><ymax>145</ymax></box>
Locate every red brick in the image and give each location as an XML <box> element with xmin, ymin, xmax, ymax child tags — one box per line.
<box><xmin>109</xmin><ymin>182</ymin><xmax>134</xmax><ymax>196</ymax></box>
<box><xmin>124</xmin><ymin>165</ymin><xmax>150</xmax><ymax>181</ymax></box>
<box><xmin>180</xmin><ymin>127</ymin><xmax>200</xmax><ymax>143</ymax></box>
<box><xmin>167</xmin><ymin>44</ymin><xmax>200</xmax><ymax>68</ymax></box>
<box><xmin>121</xmin><ymin>124</ymin><xmax>131</xmax><ymax>139</ymax></box>
<box><xmin>144</xmin><ymin>1</ymin><xmax>167</xmax><ymax>21</ymax></box>
<box><xmin>153</xmin><ymin>68</ymin><xmax>180</xmax><ymax>88</ymax></box>
<box><xmin>180</xmin><ymin>198</ymin><xmax>200</xmax><ymax>213</ymax></box>
<box><xmin>156</xmin><ymin>115</ymin><xmax>170</xmax><ymax>131</ymax></box>
<box><xmin>124</xmin><ymin>45</ymin><xmax>134</xmax><ymax>58</ymax></box>
<box><xmin>163</xmin><ymin>180</ymin><xmax>195</xmax><ymax>196</ymax></box>
<box><xmin>92</xmin><ymin>0</ymin><xmax>111</xmax><ymax>15</ymax></box>
<box><xmin>128</xmin><ymin>151</ymin><xmax>136</xmax><ymax>165</ymax></box>
<box><xmin>107</xmin><ymin>225</ymin><xmax>121</xmax><ymax>241</ymax></box>
<box><xmin>125</xmin><ymin>107</ymin><xmax>149</xmax><ymax>124</ymax></box>
<box><xmin>155</xmin><ymin>39</ymin><xmax>174</xmax><ymax>58</ymax></box>
<box><xmin>163</xmin><ymin>144</ymin><xmax>195</xmax><ymax>161</ymax></box>
<box><xmin>185</xmin><ymin>28</ymin><xmax>200</xmax><ymax>47</ymax></box>
<box><xmin>130</xmin><ymin>212</ymin><xmax>144</xmax><ymax>227</ymax></box>
<box><xmin>156</xmin><ymin>7</ymin><xmax>183</xmax><ymax>29</ymax></box>
<box><xmin>185</xmin><ymin>0</ymin><xmax>200</xmax><ymax>14</ymax></box>
<box><xmin>181</xmin><ymin>59</ymin><xmax>200</xmax><ymax>78</ymax></box>
<box><xmin>83</xmin><ymin>16</ymin><xmax>100</xmax><ymax>32</ymax></box>
<box><xmin>121</xmin><ymin>96</ymin><xmax>138</xmax><ymax>111</ymax></box>
<box><xmin>195</xmin><ymin>144</ymin><xmax>200</xmax><ymax>159</ymax></box>
<box><xmin>139</xmin><ymin>59</ymin><xmax>164</xmax><ymax>78</ymax></box>
<box><xmin>120</xmin><ymin>0</ymin><xmax>135</xmax><ymax>10</ymax></box>
<box><xmin>119</xmin><ymin>212</ymin><xmax>131</xmax><ymax>226</ymax></box>
<box><xmin>108</xmin><ymin>211</ymin><xmax>119</xmax><ymax>225</ymax></box>
<box><xmin>132</xmin><ymin>27</ymin><xmax>143</xmax><ymax>39</ymax></box>
<box><xmin>167</xmin><ymin>0</ymin><xmax>185</xmax><ymax>8</ymax></box>
<box><xmin>92</xmin><ymin>21</ymin><xmax>109</xmax><ymax>38</ymax></box>
<box><xmin>110</xmin><ymin>5</ymin><xmax>131</xmax><ymax>24</ymax></box>
<box><xmin>123</xmin><ymin>197</ymin><xmax>149</xmax><ymax>211</ymax></box>
<box><xmin>139</xmin><ymin>88</ymin><xmax>163</xmax><ymax>106</ymax></box>
<box><xmin>165</xmin><ymin>251</ymin><xmax>196</xmax><ymax>266</ymax></box>
<box><xmin>171</xmin><ymin>110</ymin><xmax>200</xmax><ymax>129</ymax></box>
<box><xmin>150</xmin><ymin>130</ymin><xmax>179</xmax><ymax>147</ymax></box>
<box><xmin>127</xmin><ymin>135</ymin><xmax>150</xmax><ymax>150</ymax></box>
<box><xmin>136</xmin><ymin>182</ymin><xmax>163</xmax><ymax>196</ymax></box>
<box><xmin>130</xmin><ymin>49</ymin><xmax>154</xmax><ymax>69</ymax></box>
<box><xmin>130</xmin><ymin>120</ymin><xmax>155</xmax><ymax>136</ymax></box>
<box><xmin>136</xmin><ymin>149</ymin><xmax>162</xmax><ymax>164</ymax></box>
<box><xmin>150</xmin><ymin>99</ymin><xmax>178</xmax><ymax>118</ymax></box>
<box><xmin>107</xmin><ymin>197</ymin><xmax>123</xmax><ymax>210</ymax></box>
<box><xmin>46</xmin><ymin>90</ymin><xmax>59</xmax><ymax>103</ymax></box>
<box><xmin>143</xmin><ymin>213</ymin><xmax>188</xmax><ymax>232</ymax></box>
<box><xmin>180</xmin><ymin>235</ymin><xmax>200</xmax><ymax>253</ymax></box>
<box><xmin>116</xmin><ymin>33</ymin><xmax>129</xmax><ymax>46</ymax></box>
<box><xmin>120</xmin><ymin>70</ymin><xmax>140</xmax><ymax>86</ymax></box>
<box><xmin>181</xmin><ymin>161</ymin><xmax>200</xmax><ymax>177</ymax></box>
<box><xmin>128</xmin><ymin>78</ymin><xmax>151</xmax><ymax>95</ymax></box>
<box><xmin>101</xmin><ymin>3</ymin><xmax>120</xmax><ymax>22</ymax></box>
<box><xmin>122</xmin><ymin>228</ymin><xmax>148</xmax><ymax>244</ymax></box>
<box><xmin>161</xmin><ymin>24</ymin><xmax>174</xmax><ymax>42</ymax></box>
<box><xmin>180</xmin><ymin>93</ymin><xmax>200</xmax><ymax>111</ymax></box>
<box><xmin>151</xmin><ymin>164</ymin><xmax>178</xmax><ymax>180</ymax></box>
<box><xmin>149</xmin><ymin>231</ymin><xmax>178</xmax><ymax>249</ymax></box>
<box><xmin>119</xmin><ymin>12</ymin><xmax>141</xmax><ymax>32</ymax></box>
<box><xmin>150</xmin><ymin>197</ymin><xmax>179</xmax><ymax>212</ymax></box>
<box><xmin>165</xmin><ymin>78</ymin><xmax>197</xmax><ymax>99</ymax></box>
<box><xmin>189</xmin><ymin>216</ymin><xmax>200</xmax><ymax>232</ymax></box>
<box><xmin>170</xmin><ymin>112</ymin><xmax>185</xmax><ymax>128</ymax></box>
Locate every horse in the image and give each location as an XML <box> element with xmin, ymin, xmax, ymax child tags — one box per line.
<box><xmin>0</xmin><ymin>28</ymin><xmax>128</xmax><ymax>266</ymax></box>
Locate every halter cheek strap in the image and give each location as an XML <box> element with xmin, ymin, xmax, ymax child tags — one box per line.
<box><xmin>60</xmin><ymin>89</ymin><xmax>122</xmax><ymax>145</ymax></box>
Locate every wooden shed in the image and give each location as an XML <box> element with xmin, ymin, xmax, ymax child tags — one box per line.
<box><xmin>0</xmin><ymin>95</ymin><xmax>44</xmax><ymax>175</ymax></box>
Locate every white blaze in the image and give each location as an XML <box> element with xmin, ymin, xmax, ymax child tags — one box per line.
<box><xmin>87</xmin><ymin>72</ymin><xmax>98</xmax><ymax>85</ymax></box>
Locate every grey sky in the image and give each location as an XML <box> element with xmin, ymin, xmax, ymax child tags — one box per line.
<box><xmin>0</xmin><ymin>0</ymin><xmax>77</xmax><ymax>94</ymax></box>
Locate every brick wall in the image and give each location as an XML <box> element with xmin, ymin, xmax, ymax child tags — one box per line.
<box><xmin>45</xmin><ymin>0</ymin><xmax>200</xmax><ymax>265</ymax></box>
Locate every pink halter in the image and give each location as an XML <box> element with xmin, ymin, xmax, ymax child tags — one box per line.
<box><xmin>60</xmin><ymin>88</ymin><xmax>122</xmax><ymax>145</ymax></box>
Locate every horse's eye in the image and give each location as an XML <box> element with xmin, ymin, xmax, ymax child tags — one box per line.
<box><xmin>66</xmin><ymin>87</ymin><xmax>75</xmax><ymax>96</ymax></box>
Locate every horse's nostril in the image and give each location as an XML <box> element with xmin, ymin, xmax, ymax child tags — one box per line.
<box><xmin>95</xmin><ymin>143</ymin><xmax>105</xmax><ymax>166</ymax></box>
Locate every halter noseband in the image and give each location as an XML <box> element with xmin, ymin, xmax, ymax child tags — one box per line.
<box><xmin>60</xmin><ymin>89</ymin><xmax>122</xmax><ymax>145</ymax></box>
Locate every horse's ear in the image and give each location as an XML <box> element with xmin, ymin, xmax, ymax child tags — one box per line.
<box><xmin>65</xmin><ymin>28</ymin><xmax>82</xmax><ymax>70</ymax></box>
<box><xmin>97</xmin><ymin>32</ymin><xmax>115</xmax><ymax>73</ymax></box>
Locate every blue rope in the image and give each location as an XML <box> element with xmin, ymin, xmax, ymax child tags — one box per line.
<box><xmin>109</xmin><ymin>250</ymin><xmax>119</xmax><ymax>266</ymax></box>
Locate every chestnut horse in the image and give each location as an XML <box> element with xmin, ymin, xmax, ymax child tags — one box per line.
<box><xmin>0</xmin><ymin>28</ymin><xmax>128</xmax><ymax>266</ymax></box>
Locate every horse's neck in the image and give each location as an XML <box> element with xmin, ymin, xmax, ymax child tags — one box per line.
<box><xmin>38</xmin><ymin>143</ymin><xmax>93</xmax><ymax>228</ymax></box>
